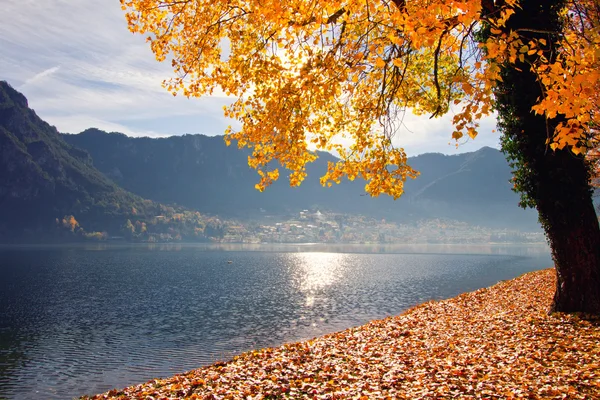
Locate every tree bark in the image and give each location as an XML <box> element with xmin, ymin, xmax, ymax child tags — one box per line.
<box><xmin>547</xmin><ymin>197</ymin><xmax>600</xmax><ymax>313</ymax></box>
<box><xmin>491</xmin><ymin>0</ymin><xmax>600</xmax><ymax>314</ymax></box>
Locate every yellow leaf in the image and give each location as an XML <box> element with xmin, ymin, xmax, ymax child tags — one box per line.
<box><xmin>121</xmin><ymin>0</ymin><xmax>598</xmax><ymax>199</ymax></box>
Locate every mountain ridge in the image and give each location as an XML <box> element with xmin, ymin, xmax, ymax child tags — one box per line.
<box><xmin>62</xmin><ymin>129</ymin><xmax>540</xmax><ymax>230</ymax></box>
<box><xmin>0</xmin><ymin>81</ymin><xmax>167</xmax><ymax>241</ymax></box>
<box><xmin>0</xmin><ymin>79</ymin><xmax>542</xmax><ymax>244</ymax></box>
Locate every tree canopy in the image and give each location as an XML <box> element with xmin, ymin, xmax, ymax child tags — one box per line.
<box><xmin>121</xmin><ymin>0</ymin><xmax>598</xmax><ymax>197</ymax></box>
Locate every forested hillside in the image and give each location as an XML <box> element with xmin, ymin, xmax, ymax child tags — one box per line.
<box><xmin>0</xmin><ymin>82</ymin><xmax>219</xmax><ymax>242</ymax></box>
<box><xmin>64</xmin><ymin>129</ymin><xmax>540</xmax><ymax>229</ymax></box>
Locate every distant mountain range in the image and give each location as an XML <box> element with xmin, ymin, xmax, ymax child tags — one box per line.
<box><xmin>62</xmin><ymin>130</ymin><xmax>540</xmax><ymax>230</ymax></box>
<box><xmin>0</xmin><ymin>80</ymin><xmax>541</xmax><ymax>242</ymax></box>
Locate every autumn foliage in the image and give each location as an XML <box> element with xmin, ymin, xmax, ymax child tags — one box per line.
<box><xmin>61</xmin><ymin>215</ymin><xmax>79</xmax><ymax>232</ymax></box>
<box><xmin>121</xmin><ymin>0</ymin><xmax>599</xmax><ymax>197</ymax></box>
<box><xmin>530</xmin><ymin>0</ymin><xmax>600</xmax><ymax>157</ymax></box>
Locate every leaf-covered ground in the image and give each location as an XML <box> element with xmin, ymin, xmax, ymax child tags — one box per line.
<box><xmin>84</xmin><ymin>269</ymin><xmax>600</xmax><ymax>399</ymax></box>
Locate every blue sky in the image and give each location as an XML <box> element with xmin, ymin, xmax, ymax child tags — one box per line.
<box><xmin>0</xmin><ymin>0</ymin><xmax>502</xmax><ymax>156</ymax></box>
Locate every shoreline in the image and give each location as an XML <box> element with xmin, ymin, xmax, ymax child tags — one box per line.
<box><xmin>82</xmin><ymin>268</ymin><xmax>600</xmax><ymax>399</ymax></box>
<box><xmin>0</xmin><ymin>241</ymin><xmax>550</xmax><ymax>254</ymax></box>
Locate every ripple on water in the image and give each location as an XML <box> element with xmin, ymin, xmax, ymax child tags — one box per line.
<box><xmin>0</xmin><ymin>246</ymin><xmax>551</xmax><ymax>399</ymax></box>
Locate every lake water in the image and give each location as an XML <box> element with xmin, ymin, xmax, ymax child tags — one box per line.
<box><xmin>0</xmin><ymin>243</ymin><xmax>551</xmax><ymax>399</ymax></box>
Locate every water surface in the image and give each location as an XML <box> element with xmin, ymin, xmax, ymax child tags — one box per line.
<box><xmin>0</xmin><ymin>244</ymin><xmax>551</xmax><ymax>399</ymax></box>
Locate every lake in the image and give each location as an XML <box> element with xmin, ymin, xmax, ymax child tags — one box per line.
<box><xmin>0</xmin><ymin>243</ymin><xmax>551</xmax><ymax>399</ymax></box>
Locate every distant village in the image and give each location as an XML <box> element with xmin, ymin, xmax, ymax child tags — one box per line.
<box><xmin>216</xmin><ymin>209</ymin><xmax>544</xmax><ymax>245</ymax></box>
<box><xmin>60</xmin><ymin>206</ymin><xmax>545</xmax><ymax>245</ymax></box>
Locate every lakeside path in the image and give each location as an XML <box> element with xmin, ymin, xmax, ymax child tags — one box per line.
<box><xmin>83</xmin><ymin>269</ymin><xmax>600</xmax><ymax>399</ymax></box>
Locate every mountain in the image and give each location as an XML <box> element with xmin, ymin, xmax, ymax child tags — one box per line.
<box><xmin>404</xmin><ymin>147</ymin><xmax>537</xmax><ymax>228</ymax></box>
<box><xmin>0</xmin><ymin>81</ymin><xmax>162</xmax><ymax>241</ymax></box>
<box><xmin>62</xmin><ymin>129</ymin><xmax>363</xmax><ymax>215</ymax></box>
<box><xmin>0</xmin><ymin>80</ymin><xmax>539</xmax><ymax>244</ymax></box>
<box><xmin>63</xmin><ymin>129</ymin><xmax>541</xmax><ymax>230</ymax></box>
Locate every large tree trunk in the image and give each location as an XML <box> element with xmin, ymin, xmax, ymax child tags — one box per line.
<box><xmin>491</xmin><ymin>0</ymin><xmax>600</xmax><ymax>313</ymax></box>
<box><xmin>546</xmin><ymin>195</ymin><xmax>600</xmax><ymax>313</ymax></box>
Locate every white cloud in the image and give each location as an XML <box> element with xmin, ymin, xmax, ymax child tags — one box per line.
<box><xmin>1</xmin><ymin>0</ymin><xmax>232</xmax><ymax>137</ymax></box>
<box><xmin>52</xmin><ymin>115</ymin><xmax>166</xmax><ymax>138</ymax></box>
<box><xmin>21</xmin><ymin>66</ymin><xmax>61</xmax><ymax>87</ymax></box>
<box><xmin>0</xmin><ymin>0</ymin><xmax>501</xmax><ymax>156</ymax></box>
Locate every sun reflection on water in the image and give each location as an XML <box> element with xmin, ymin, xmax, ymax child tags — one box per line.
<box><xmin>290</xmin><ymin>252</ymin><xmax>347</xmax><ymax>307</ymax></box>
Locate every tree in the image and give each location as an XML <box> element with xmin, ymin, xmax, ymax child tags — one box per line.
<box><xmin>123</xmin><ymin>219</ymin><xmax>135</xmax><ymax>238</ymax></box>
<box><xmin>121</xmin><ymin>0</ymin><xmax>600</xmax><ymax>313</ymax></box>
<box><xmin>61</xmin><ymin>215</ymin><xmax>79</xmax><ymax>232</ymax></box>
<box><xmin>492</xmin><ymin>0</ymin><xmax>600</xmax><ymax>313</ymax></box>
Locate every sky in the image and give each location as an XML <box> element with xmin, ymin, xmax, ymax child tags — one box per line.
<box><xmin>0</xmin><ymin>0</ymin><xmax>502</xmax><ymax>156</ymax></box>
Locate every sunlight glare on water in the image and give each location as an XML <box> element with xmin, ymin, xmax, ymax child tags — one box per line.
<box><xmin>291</xmin><ymin>252</ymin><xmax>347</xmax><ymax>307</ymax></box>
<box><xmin>296</xmin><ymin>252</ymin><xmax>345</xmax><ymax>289</ymax></box>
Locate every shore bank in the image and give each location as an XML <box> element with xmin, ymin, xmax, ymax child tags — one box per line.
<box><xmin>83</xmin><ymin>268</ymin><xmax>599</xmax><ymax>399</ymax></box>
